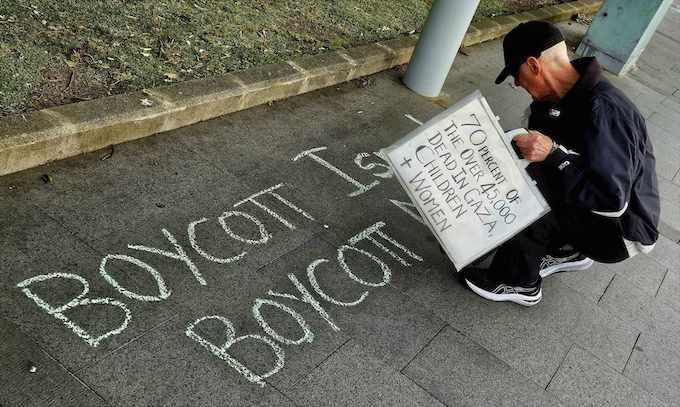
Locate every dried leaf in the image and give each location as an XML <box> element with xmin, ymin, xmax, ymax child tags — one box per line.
<box><xmin>100</xmin><ymin>145</ymin><xmax>114</xmax><ymax>160</ymax></box>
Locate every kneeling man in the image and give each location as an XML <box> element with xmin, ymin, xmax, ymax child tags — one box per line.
<box><xmin>464</xmin><ymin>21</ymin><xmax>660</xmax><ymax>306</ymax></box>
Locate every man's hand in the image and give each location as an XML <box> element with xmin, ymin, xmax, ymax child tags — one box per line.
<box><xmin>512</xmin><ymin>130</ymin><xmax>554</xmax><ymax>162</ymax></box>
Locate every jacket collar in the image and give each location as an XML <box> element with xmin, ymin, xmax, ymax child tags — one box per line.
<box><xmin>558</xmin><ymin>57</ymin><xmax>602</xmax><ymax>107</ymax></box>
<box><xmin>530</xmin><ymin>57</ymin><xmax>602</xmax><ymax>114</ymax></box>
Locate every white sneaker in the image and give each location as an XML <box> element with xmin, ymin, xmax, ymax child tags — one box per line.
<box><xmin>539</xmin><ymin>253</ymin><xmax>594</xmax><ymax>278</ymax></box>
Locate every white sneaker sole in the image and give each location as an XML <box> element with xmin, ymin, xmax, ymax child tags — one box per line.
<box><xmin>539</xmin><ymin>257</ymin><xmax>594</xmax><ymax>278</ymax></box>
<box><xmin>464</xmin><ymin>279</ymin><xmax>542</xmax><ymax>307</ymax></box>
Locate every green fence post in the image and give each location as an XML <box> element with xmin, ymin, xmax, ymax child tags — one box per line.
<box><xmin>576</xmin><ymin>0</ymin><xmax>674</xmax><ymax>75</ymax></box>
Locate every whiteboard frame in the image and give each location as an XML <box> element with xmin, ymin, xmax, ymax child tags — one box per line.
<box><xmin>382</xmin><ymin>91</ymin><xmax>550</xmax><ymax>270</ymax></box>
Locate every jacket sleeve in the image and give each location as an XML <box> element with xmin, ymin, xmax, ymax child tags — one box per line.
<box><xmin>540</xmin><ymin>98</ymin><xmax>639</xmax><ymax>217</ymax></box>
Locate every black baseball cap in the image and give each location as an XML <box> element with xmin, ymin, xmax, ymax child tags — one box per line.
<box><xmin>495</xmin><ymin>21</ymin><xmax>565</xmax><ymax>84</ymax></box>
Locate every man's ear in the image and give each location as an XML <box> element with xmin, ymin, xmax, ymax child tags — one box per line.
<box><xmin>526</xmin><ymin>57</ymin><xmax>541</xmax><ymax>75</ymax></box>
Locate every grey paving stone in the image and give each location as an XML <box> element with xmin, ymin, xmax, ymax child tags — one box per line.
<box><xmin>603</xmin><ymin>254</ymin><xmax>667</xmax><ymax>296</ymax></box>
<box><xmin>170</xmin><ymin>99</ymin><xmax>333</xmax><ymax>179</ymax></box>
<box><xmin>648</xmin><ymin>102</ymin><xmax>680</xmax><ymax>137</ymax></box>
<box><xmin>624</xmin><ymin>332</ymin><xmax>680</xmax><ymax>406</ymax></box>
<box><xmin>597</xmin><ymin>274</ymin><xmax>680</xmax><ymax>355</ymax></box>
<box><xmin>497</xmin><ymin>104</ymin><xmax>531</xmax><ymax>131</ymax></box>
<box><xmin>285</xmin><ymin>340</ymin><xmax>445</xmax><ymax>407</ymax></box>
<box><xmin>531</xmin><ymin>278</ymin><xmax>640</xmax><ymax>373</ymax></box>
<box><xmin>551</xmin><ymin>262</ymin><xmax>615</xmax><ymax>303</ymax></box>
<box><xmin>658</xmin><ymin>2</ymin><xmax>680</xmax><ymax>41</ymax></box>
<box><xmin>547</xmin><ymin>345</ymin><xmax>663</xmax><ymax>407</ymax></box>
<box><xmin>648</xmin><ymin>234</ymin><xmax>680</xmax><ymax>273</ymax></box>
<box><xmin>0</xmin><ymin>318</ymin><xmax>110</xmax><ymax>407</ymax></box>
<box><xmin>660</xmin><ymin>92</ymin><xmax>680</xmax><ymax>113</ymax></box>
<box><xmin>658</xmin><ymin>220</ymin><xmax>680</xmax><ymax>245</ymax></box>
<box><xmin>403</xmin><ymin>326</ymin><xmax>564</xmax><ymax>407</ymax></box>
<box><xmin>329</xmin><ymin>283</ymin><xmax>446</xmax><ymax>371</ymax></box>
<box><xmin>646</xmin><ymin>124</ymin><xmax>680</xmax><ymax>182</ymax></box>
<box><xmin>655</xmin><ymin>267</ymin><xmax>680</xmax><ymax>312</ymax></box>
<box><xmin>78</xmin><ymin>317</ymin><xmax>295</xmax><ymax>407</ymax></box>
<box><xmin>631</xmin><ymin>32</ymin><xmax>680</xmax><ymax>96</ymax></box>
<box><xmin>658</xmin><ymin>177</ymin><xmax>680</xmax><ymax>234</ymax></box>
<box><xmin>0</xmin><ymin>203</ymin><xmax>177</xmax><ymax>372</ymax></box>
<box><xmin>315</xmin><ymin>70</ymin><xmax>445</xmax><ymax>139</ymax></box>
<box><xmin>401</xmin><ymin>265</ymin><xmax>573</xmax><ymax>388</ymax></box>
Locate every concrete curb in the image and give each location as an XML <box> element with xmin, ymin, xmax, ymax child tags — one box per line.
<box><xmin>0</xmin><ymin>0</ymin><xmax>602</xmax><ymax>176</ymax></box>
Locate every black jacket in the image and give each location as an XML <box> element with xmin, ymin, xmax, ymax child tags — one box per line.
<box><xmin>527</xmin><ymin>57</ymin><xmax>660</xmax><ymax>262</ymax></box>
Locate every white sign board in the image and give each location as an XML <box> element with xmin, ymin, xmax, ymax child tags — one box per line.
<box><xmin>383</xmin><ymin>91</ymin><xmax>550</xmax><ymax>270</ymax></box>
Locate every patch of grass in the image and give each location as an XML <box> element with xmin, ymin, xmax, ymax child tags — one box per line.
<box><xmin>0</xmin><ymin>0</ymin><xmax>556</xmax><ymax>116</ymax></box>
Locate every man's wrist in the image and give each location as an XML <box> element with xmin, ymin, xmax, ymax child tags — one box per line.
<box><xmin>548</xmin><ymin>139</ymin><xmax>559</xmax><ymax>156</ymax></box>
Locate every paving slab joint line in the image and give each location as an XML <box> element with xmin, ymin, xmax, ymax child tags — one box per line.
<box><xmin>622</xmin><ymin>332</ymin><xmax>641</xmax><ymax>373</ymax></box>
<box><xmin>544</xmin><ymin>343</ymin><xmax>575</xmax><ymax>390</ymax></box>
<box><xmin>596</xmin><ymin>274</ymin><xmax>616</xmax><ymax>304</ymax></box>
<box><xmin>654</xmin><ymin>268</ymin><xmax>670</xmax><ymax>297</ymax></box>
<box><xmin>0</xmin><ymin>0</ymin><xmax>601</xmax><ymax>177</ymax></box>
<box><xmin>73</xmin><ymin>313</ymin><xmax>179</xmax><ymax>374</ymax></box>
<box><xmin>399</xmin><ymin>323</ymin><xmax>448</xmax><ymax>372</ymax></box>
<box><xmin>276</xmin><ymin>337</ymin><xmax>353</xmax><ymax>390</ymax></box>
<box><xmin>269</xmin><ymin>382</ymin><xmax>304</xmax><ymax>407</ymax></box>
<box><xmin>32</xmin><ymin>336</ymin><xmax>112</xmax><ymax>405</ymax></box>
<box><xmin>0</xmin><ymin>315</ymin><xmax>91</xmax><ymax>396</ymax></box>
<box><xmin>400</xmin><ymin>370</ymin><xmax>452</xmax><ymax>407</ymax></box>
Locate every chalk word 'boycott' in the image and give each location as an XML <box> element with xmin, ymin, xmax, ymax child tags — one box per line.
<box><xmin>186</xmin><ymin>221</ymin><xmax>422</xmax><ymax>386</ymax></box>
<box><xmin>16</xmin><ymin>183</ymin><xmax>323</xmax><ymax>346</ymax></box>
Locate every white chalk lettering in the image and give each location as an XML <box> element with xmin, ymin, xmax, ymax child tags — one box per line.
<box><xmin>99</xmin><ymin>254</ymin><xmax>171</xmax><ymax>302</ymax></box>
<box><xmin>348</xmin><ymin>221</ymin><xmax>423</xmax><ymax>267</ymax></box>
<box><xmin>354</xmin><ymin>152</ymin><xmax>393</xmax><ymax>179</ymax></box>
<box><xmin>389</xmin><ymin>199</ymin><xmax>426</xmax><ymax>226</ymax></box>
<box><xmin>128</xmin><ymin>228</ymin><xmax>206</xmax><ymax>286</ymax></box>
<box><xmin>292</xmin><ymin>146</ymin><xmax>379</xmax><ymax>197</ymax></box>
<box><xmin>336</xmin><ymin>245</ymin><xmax>391</xmax><ymax>287</ymax></box>
<box><xmin>267</xmin><ymin>274</ymin><xmax>340</xmax><ymax>331</ymax></box>
<box><xmin>307</xmin><ymin>259</ymin><xmax>369</xmax><ymax>306</ymax></box>
<box><xmin>186</xmin><ymin>315</ymin><xmax>284</xmax><ymax>387</ymax></box>
<box><xmin>188</xmin><ymin>218</ymin><xmax>247</xmax><ymax>264</ymax></box>
<box><xmin>217</xmin><ymin>211</ymin><xmax>271</xmax><ymax>245</ymax></box>
<box><xmin>17</xmin><ymin>273</ymin><xmax>131</xmax><ymax>347</ymax></box>
<box><xmin>233</xmin><ymin>184</ymin><xmax>314</xmax><ymax>230</ymax></box>
<box><xmin>252</xmin><ymin>298</ymin><xmax>314</xmax><ymax>345</ymax></box>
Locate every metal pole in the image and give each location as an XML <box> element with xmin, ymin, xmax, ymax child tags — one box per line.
<box><xmin>403</xmin><ymin>0</ymin><xmax>481</xmax><ymax>97</ymax></box>
<box><xmin>576</xmin><ymin>0</ymin><xmax>673</xmax><ymax>75</ymax></box>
